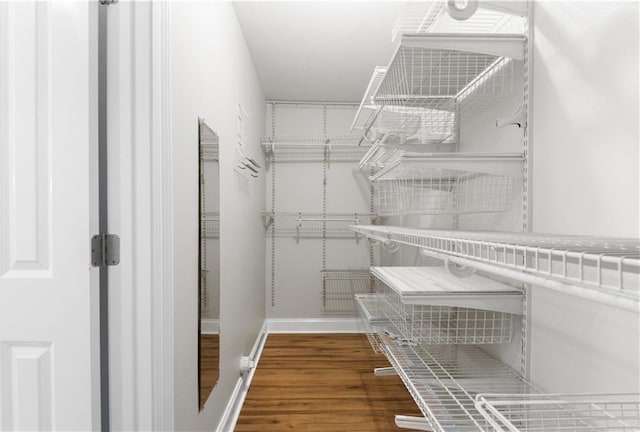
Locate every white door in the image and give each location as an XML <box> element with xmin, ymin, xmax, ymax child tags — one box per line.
<box><xmin>0</xmin><ymin>1</ymin><xmax>100</xmax><ymax>430</ymax></box>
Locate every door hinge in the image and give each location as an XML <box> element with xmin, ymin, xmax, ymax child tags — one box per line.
<box><xmin>91</xmin><ymin>234</ymin><xmax>120</xmax><ymax>267</ymax></box>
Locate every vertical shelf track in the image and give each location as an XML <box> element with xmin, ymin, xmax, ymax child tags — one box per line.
<box><xmin>322</xmin><ymin>105</ymin><xmax>328</xmax><ymax>307</ymax></box>
<box><xmin>520</xmin><ymin>6</ymin><xmax>532</xmax><ymax>380</ymax></box>
<box><xmin>271</xmin><ymin>103</ymin><xmax>277</xmax><ymax>307</ymax></box>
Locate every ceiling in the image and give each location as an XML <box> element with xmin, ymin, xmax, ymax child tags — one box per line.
<box><xmin>233</xmin><ymin>2</ymin><xmax>403</xmax><ymax>103</ymax></box>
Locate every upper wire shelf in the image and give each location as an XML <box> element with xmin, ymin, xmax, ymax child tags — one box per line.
<box><xmin>374</xmin><ymin>33</ymin><xmax>524</xmax><ymax>111</ymax></box>
<box><xmin>261</xmin><ymin>135</ymin><xmax>371</xmax><ymax>162</ymax></box>
<box><xmin>262</xmin><ymin>211</ymin><xmax>377</xmax><ymax>241</ymax></box>
<box><xmin>350</xmin><ymin>225</ymin><xmax>640</xmax><ymax>312</ymax></box>
<box><xmin>353</xmin><ymin>33</ymin><xmax>524</xmax><ymax>168</ymax></box>
<box><xmin>392</xmin><ymin>0</ymin><xmax>526</xmax><ymax>42</ymax></box>
<box><xmin>475</xmin><ymin>393</ymin><xmax>640</xmax><ymax>432</ymax></box>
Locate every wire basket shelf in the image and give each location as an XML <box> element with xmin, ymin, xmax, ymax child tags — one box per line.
<box><xmin>379</xmin><ymin>282</ymin><xmax>513</xmax><ymax>344</ymax></box>
<box><xmin>381</xmin><ymin>335</ymin><xmax>536</xmax><ymax>432</ymax></box>
<box><xmin>350</xmin><ymin>225</ymin><xmax>640</xmax><ymax>311</ymax></box>
<box><xmin>201</xmin><ymin>212</ymin><xmax>219</xmax><ymax>239</ymax></box>
<box><xmin>371</xmin><ymin>153</ymin><xmax>522</xmax><ymax>216</ymax></box>
<box><xmin>261</xmin><ymin>135</ymin><xmax>371</xmax><ymax>162</ymax></box>
<box><xmin>392</xmin><ymin>0</ymin><xmax>526</xmax><ymax>42</ymax></box>
<box><xmin>375</xmin><ymin>171</ymin><xmax>515</xmax><ymax>216</ymax></box>
<box><xmin>262</xmin><ymin>212</ymin><xmax>377</xmax><ymax>240</ymax></box>
<box><xmin>355</xmin><ymin>293</ymin><xmax>391</xmax><ymax>354</ymax></box>
<box><xmin>321</xmin><ymin>270</ymin><xmax>375</xmax><ymax>315</ymax></box>
<box><xmin>374</xmin><ymin>35</ymin><xmax>523</xmax><ymax>114</ymax></box>
<box><xmin>475</xmin><ymin>393</ymin><xmax>640</xmax><ymax>432</ymax></box>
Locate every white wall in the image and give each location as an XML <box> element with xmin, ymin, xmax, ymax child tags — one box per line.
<box><xmin>170</xmin><ymin>2</ymin><xmax>266</xmax><ymax>429</ymax></box>
<box><xmin>265</xmin><ymin>104</ymin><xmax>373</xmax><ymax>318</ymax></box>
<box><xmin>530</xmin><ymin>1</ymin><xmax>639</xmax><ymax>393</ymax></box>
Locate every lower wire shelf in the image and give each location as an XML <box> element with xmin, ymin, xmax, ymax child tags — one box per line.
<box><xmin>379</xmin><ymin>333</ymin><xmax>536</xmax><ymax>432</ymax></box>
<box><xmin>475</xmin><ymin>393</ymin><xmax>640</xmax><ymax>432</ymax></box>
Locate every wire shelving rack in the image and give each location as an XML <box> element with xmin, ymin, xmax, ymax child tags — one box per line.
<box><xmin>262</xmin><ymin>211</ymin><xmax>376</xmax><ymax>241</ymax></box>
<box><xmin>371</xmin><ymin>153</ymin><xmax>522</xmax><ymax>216</ymax></box>
<box><xmin>321</xmin><ymin>269</ymin><xmax>375</xmax><ymax>314</ymax></box>
<box><xmin>371</xmin><ymin>265</ymin><xmax>519</xmax><ymax>345</ymax></box>
<box><xmin>353</xmin><ymin>33</ymin><xmax>525</xmax><ymax>169</ymax></box>
<box><xmin>261</xmin><ymin>135</ymin><xmax>371</xmax><ymax>162</ymax></box>
<box><xmin>381</xmin><ymin>334</ymin><xmax>537</xmax><ymax>432</ymax></box>
<box><xmin>350</xmin><ymin>225</ymin><xmax>640</xmax><ymax>311</ymax></box>
<box><xmin>371</xmin><ymin>266</ymin><xmax>522</xmax><ymax>314</ymax></box>
<box><xmin>475</xmin><ymin>393</ymin><xmax>640</xmax><ymax>432</ymax></box>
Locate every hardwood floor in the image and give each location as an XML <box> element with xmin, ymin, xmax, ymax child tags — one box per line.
<box><xmin>200</xmin><ymin>333</ymin><xmax>219</xmax><ymax>407</ymax></box>
<box><xmin>235</xmin><ymin>334</ymin><xmax>423</xmax><ymax>431</ymax></box>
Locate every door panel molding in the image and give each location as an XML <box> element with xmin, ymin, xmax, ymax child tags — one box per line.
<box><xmin>0</xmin><ymin>2</ymin><xmax>52</xmax><ymax>277</ymax></box>
<box><xmin>0</xmin><ymin>342</ymin><xmax>53</xmax><ymax>431</ymax></box>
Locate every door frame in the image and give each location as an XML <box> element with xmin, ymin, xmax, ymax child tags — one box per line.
<box><xmin>106</xmin><ymin>2</ymin><xmax>174</xmax><ymax>429</ymax></box>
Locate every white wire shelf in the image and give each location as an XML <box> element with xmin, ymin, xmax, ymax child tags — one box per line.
<box><xmin>378</xmin><ymin>280</ymin><xmax>513</xmax><ymax>344</ymax></box>
<box><xmin>371</xmin><ymin>153</ymin><xmax>522</xmax><ymax>216</ymax></box>
<box><xmin>372</xmin><ymin>266</ymin><xmax>522</xmax><ymax>314</ymax></box>
<box><xmin>321</xmin><ymin>269</ymin><xmax>375</xmax><ymax>315</ymax></box>
<box><xmin>375</xmin><ymin>33</ymin><xmax>524</xmax><ymax>109</ymax></box>
<box><xmin>201</xmin><ymin>211</ymin><xmax>219</xmax><ymax>239</ymax></box>
<box><xmin>381</xmin><ymin>334</ymin><xmax>536</xmax><ymax>432</ymax></box>
<box><xmin>261</xmin><ymin>135</ymin><xmax>371</xmax><ymax>162</ymax></box>
<box><xmin>350</xmin><ymin>225</ymin><xmax>640</xmax><ymax>312</ymax></box>
<box><xmin>475</xmin><ymin>393</ymin><xmax>640</xmax><ymax>432</ymax></box>
<box><xmin>351</xmin><ymin>66</ymin><xmax>387</xmax><ymax>133</ymax></box>
<box><xmin>392</xmin><ymin>0</ymin><xmax>526</xmax><ymax>42</ymax></box>
<box><xmin>262</xmin><ymin>212</ymin><xmax>377</xmax><ymax>241</ymax></box>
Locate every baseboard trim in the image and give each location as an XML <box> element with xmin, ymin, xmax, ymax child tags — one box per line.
<box><xmin>200</xmin><ymin>319</ymin><xmax>220</xmax><ymax>334</ymax></box>
<box><xmin>266</xmin><ymin>317</ymin><xmax>364</xmax><ymax>333</ymax></box>
<box><xmin>216</xmin><ymin>321</ymin><xmax>268</xmax><ymax>432</ymax></box>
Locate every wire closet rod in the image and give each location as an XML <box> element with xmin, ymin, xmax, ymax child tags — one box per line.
<box><xmin>266</xmin><ymin>100</ymin><xmax>360</xmax><ymax>107</ymax></box>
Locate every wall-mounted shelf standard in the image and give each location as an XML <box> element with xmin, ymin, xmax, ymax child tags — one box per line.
<box><xmin>371</xmin><ymin>153</ymin><xmax>522</xmax><ymax>216</ymax></box>
<box><xmin>350</xmin><ymin>225</ymin><xmax>640</xmax><ymax>311</ymax></box>
<box><xmin>261</xmin><ymin>135</ymin><xmax>371</xmax><ymax>162</ymax></box>
<box><xmin>475</xmin><ymin>393</ymin><xmax>640</xmax><ymax>432</ymax></box>
<box><xmin>262</xmin><ymin>212</ymin><xmax>377</xmax><ymax>241</ymax></box>
<box><xmin>201</xmin><ymin>212</ymin><xmax>219</xmax><ymax>239</ymax></box>
<box><xmin>321</xmin><ymin>270</ymin><xmax>375</xmax><ymax>314</ymax></box>
<box><xmin>392</xmin><ymin>0</ymin><xmax>526</xmax><ymax>42</ymax></box>
<box><xmin>381</xmin><ymin>334</ymin><xmax>536</xmax><ymax>432</ymax></box>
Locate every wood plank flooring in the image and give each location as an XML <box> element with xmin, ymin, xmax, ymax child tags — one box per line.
<box><xmin>200</xmin><ymin>334</ymin><xmax>219</xmax><ymax>407</ymax></box>
<box><xmin>235</xmin><ymin>334</ymin><xmax>423</xmax><ymax>431</ymax></box>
